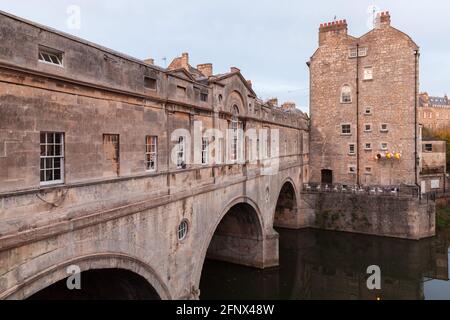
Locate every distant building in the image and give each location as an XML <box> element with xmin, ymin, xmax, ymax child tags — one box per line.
<box><xmin>308</xmin><ymin>11</ymin><xmax>421</xmax><ymax>186</ymax></box>
<box><xmin>419</xmin><ymin>93</ymin><xmax>450</xmax><ymax>130</ymax></box>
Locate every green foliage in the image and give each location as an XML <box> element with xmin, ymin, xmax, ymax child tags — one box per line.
<box><xmin>437</xmin><ymin>205</ymin><xmax>450</xmax><ymax>228</ymax></box>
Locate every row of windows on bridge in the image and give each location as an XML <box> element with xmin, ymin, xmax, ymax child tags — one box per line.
<box><xmin>39</xmin><ymin>130</ymin><xmax>275</xmax><ymax>186</ymax></box>
<box><xmin>38</xmin><ymin>46</ymin><xmax>210</xmax><ymax>102</ymax></box>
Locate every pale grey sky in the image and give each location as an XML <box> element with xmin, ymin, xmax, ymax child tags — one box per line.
<box><xmin>1</xmin><ymin>0</ymin><xmax>449</xmax><ymax>112</ymax></box>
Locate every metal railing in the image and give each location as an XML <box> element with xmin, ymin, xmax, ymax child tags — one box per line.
<box><xmin>302</xmin><ymin>183</ymin><xmax>420</xmax><ymax>199</ymax></box>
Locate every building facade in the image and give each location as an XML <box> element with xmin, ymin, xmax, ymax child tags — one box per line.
<box><xmin>0</xmin><ymin>11</ymin><xmax>309</xmax><ymax>195</ymax></box>
<box><xmin>308</xmin><ymin>12</ymin><xmax>421</xmax><ymax>186</ymax></box>
<box><xmin>420</xmin><ymin>139</ymin><xmax>447</xmax><ymax>192</ymax></box>
<box><xmin>0</xmin><ymin>11</ymin><xmax>313</xmax><ymax>299</ymax></box>
<box><xmin>419</xmin><ymin>92</ymin><xmax>450</xmax><ymax>130</ymax></box>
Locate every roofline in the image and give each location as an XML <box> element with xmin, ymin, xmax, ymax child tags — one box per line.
<box><xmin>0</xmin><ymin>10</ymin><xmax>166</xmax><ymax>72</ymax></box>
<box><xmin>210</xmin><ymin>71</ymin><xmax>257</xmax><ymax>97</ymax></box>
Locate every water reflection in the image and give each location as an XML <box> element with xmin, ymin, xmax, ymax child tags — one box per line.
<box><xmin>200</xmin><ymin>228</ymin><xmax>450</xmax><ymax>300</ymax></box>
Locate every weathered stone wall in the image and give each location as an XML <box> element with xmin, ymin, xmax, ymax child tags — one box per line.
<box><xmin>309</xmin><ymin>13</ymin><xmax>420</xmax><ymax>186</ymax></box>
<box><xmin>304</xmin><ymin>192</ymin><xmax>435</xmax><ymax>240</ymax></box>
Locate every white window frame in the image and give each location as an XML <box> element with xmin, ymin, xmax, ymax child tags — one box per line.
<box><xmin>365</xmin><ymin>143</ymin><xmax>372</xmax><ymax>151</ymax></box>
<box><xmin>364</xmin><ymin>107</ymin><xmax>373</xmax><ymax>116</ymax></box>
<box><xmin>38</xmin><ymin>47</ymin><xmax>64</xmax><ymax>67</ymax></box>
<box><xmin>145</xmin><ymin>136</ymin><xmax>158</xmax><ymax>172</ymax></box>
<box><xmin>364</xmin><ymin>123</ymin><xmax>373</xmax><ymax>132</ymax></box>
<box><xmin>380</xmin><ymin>123</ymin><xmax>389</xmax><ymax>132</ymax></box>
<box><xmin>177</xmin><ymin>136</ymin><xmax>186</xmax><ymax>169</ymax></box>
<box><xmin>349</xmin><ymin>143</ymin><xmax>356</xmax><ymax>155</ymax></box>
<box><xmin>348</xmin><ymin>165</ymin><xmax>357</xmax><ymax>174</ymax></box>
<box><xmin>380</xmin><ymin>142</ymin><xmax>388</xmax><ymax>151</ymax></box>
<box><xmin>341</xmin><ymin>85</ymin><xmax>352</xmax><ymax>103</ymax></box>
<box><xmin>40</xmin><ymin>132</ymin><xmax>65</xmax><ymax>186</ymax></box>
<box><xmin>201</xmin><ymin>137</ymin><xmax>209</xmax><ymax>165</ymax></box>
<box><xmin>363</xmin><ymin>66</ymin><xmax>373</xmax><ymax>81</ymax></box>
<box><xmin>177</xmin><ymin>220</ymin><xmax>189</xmax><ymax>241</ymax></box>
<box><xmin>341</xmin><ymin>124</ymin><xmax>352</xmax><ymax>135</ymax></box>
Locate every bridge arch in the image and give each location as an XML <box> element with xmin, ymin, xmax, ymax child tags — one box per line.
<box><xmin>195</xmin><ymin>196</ymin><xmax>271</xmax><ymax>290</ymax></box>
<box><xmin>1</xmin><ymin>253</ymin><xmax>171</xmax><ymax>300</ymax></box>
<box><xmin>273</xmin><ymin>178</ymin><xmax>300</xmax><ymax>229</ymax></box>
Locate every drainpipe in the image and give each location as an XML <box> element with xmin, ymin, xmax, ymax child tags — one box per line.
<box><xmin>414</xmin><ymin>49</ymin><xmax>419</xmax><ymax>189</ymax></box>
<box><xmin>356</xmin><ymin>43</ymin><xmax>360</xmax><ymax>186</ymax></box>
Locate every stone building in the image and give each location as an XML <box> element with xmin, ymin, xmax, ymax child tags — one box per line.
<box><xmin>420</xmin><ymin>139</ymin><xmax>447</xmax><ymax>192</ymax></box>
<box><xmin>0</xmin><ymin>11</ymin><xmax>309</xmax><ymax>195</ymax></box>
<box><xmin>419</xmin><ymin>92</ymin><xmax>450</xmax><ymax>130</ymax></box>
<box><xmin>308</xmin><ymin>12</ymin><xmax>421</xmax><ymax>186</ymax></box>
<box><xmin>0</xmin><ymin>11</ymin><xmax>313</xmax><ymax>299</ymax></box>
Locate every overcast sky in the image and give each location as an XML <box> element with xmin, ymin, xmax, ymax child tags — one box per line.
<box><xmin>1</xmin><ymin>0</ymin><xmax>449</xmax><ymax>112</ymax></box>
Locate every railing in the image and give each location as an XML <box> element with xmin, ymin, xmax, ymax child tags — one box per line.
<box><xmin>302</xmin><ymin>183</ymin><xmax>420</xmax><ymax>199</ymax></box>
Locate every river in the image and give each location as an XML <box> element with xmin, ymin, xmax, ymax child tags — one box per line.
<box><xmin>200</xmin><ymin>228</ymin><xmax>450</xmax><ymax>300</ymax></box>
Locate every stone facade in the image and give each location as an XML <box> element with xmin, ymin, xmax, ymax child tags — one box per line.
<box><xmin>419</xmin><ymin>93</ymin><xmax>450</xmax><ymax>130</ymax></box>
<box><xmin>420</xmin><ymin>140</ymin><xmax>447</xmax><ymax>192</ymax></box>
<box><xmin>0</xmin><ymin>11</ymin><xmax>311</xmax><ymax>299</ymax></box>
<box><xmin>309</xmin><ymin>12</ymin><xmax>421</xmax><ymax>186</ymax></box>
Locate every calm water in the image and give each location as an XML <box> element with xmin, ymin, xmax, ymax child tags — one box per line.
<box><xmin>200</xmin><ymin>228</ymin><xmax>450</xmax><ymax>300</ymax></box>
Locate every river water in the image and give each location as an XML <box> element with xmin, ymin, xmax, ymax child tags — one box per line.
<box><xmin>200</xmin><ymin>228</ymin><xmax>450</xmax><ymax>300</ymax></box>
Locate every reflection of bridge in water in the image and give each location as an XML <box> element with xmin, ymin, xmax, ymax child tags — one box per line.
<box><xmin>201</xmin><ymin>228</ymin><xmax>450</xmax><ymax>300</ymax></box>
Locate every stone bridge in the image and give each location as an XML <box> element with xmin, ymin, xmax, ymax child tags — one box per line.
<box><xmin>0</xmin><ymin>165</ymin><xmax>313</xmax><ymax>300</ymax></box>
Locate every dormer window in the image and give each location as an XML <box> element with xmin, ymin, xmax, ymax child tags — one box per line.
<box><xmin>38</xmin><ymin>46</ymin><xmax>64</xmax><ymax>67</ymax></box>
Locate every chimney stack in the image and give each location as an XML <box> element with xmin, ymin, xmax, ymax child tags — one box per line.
<box><xmin>230</xmin><ymin>67</ymin><xmax>240</xmax><ymax>73</ymax></box>
<box><xmin>267</xmin><ymin>98</ymin><xmax>278</xmax><ymax>108</ymax></box>
<box><xmin>144</xmin><ymin>58</ymin><xmax>155</xmax><ymax>65</ymax></box>
<box><xmin>197</xmin><ymin>63</ymin><xmax>213</xmax><ymax>77</ymax></box>
<box><xmin>319</xmin><ymin>19</ymin><xmax>348</xmax><ymax>46</ymax></box>
<box><xmin>375</xmin><ymin>11</ymin><xmax>391</xmax><ymax>29</ymax></box>
<box><xmin>181</xmin><ymin>52</ymin><xmax>189</xmax><ymax>70</ymax></box>
<box><xmin>281</xmin><ymin>102</ymin><xmax>296</xmax><ymax>111</ymax></box>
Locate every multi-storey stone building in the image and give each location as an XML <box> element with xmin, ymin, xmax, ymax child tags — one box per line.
<box><xmin>419</xmin><ymin>92</ymin><xmax>450</xmax><ymax>130</ymax></box>
<box><xmin>308</xmin><ymin>12</ymin><xmax>421</xmax><ymax>186</ymax></box>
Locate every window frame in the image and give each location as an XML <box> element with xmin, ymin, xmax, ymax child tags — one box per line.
<box><xmin>40</xmin><ymin>132</ymin><xmax>65</xmax><ymax>186</ymax></box>
<box><xmin>145</xmin><ymin>136</ymin><xmax>158</xmax><ymax>172</ymax></box>
<box><xmin>348</xmin><ymin>165</ymin><xmax>357</xmax><ymax>174</ymax></box>
<box><xmin>144</xmin><ymin>76</ymin><xmax>157</xmax><ymax>90</ymax></box>
<box><xmin>340</xmin><ymin>85</ymin><xmax>352</xmax><ymax>104</ymax></box>
<box><xmin>380</xmin><ymin>142</ymin><xmax>389</xmax><ymax>151</ymax></box>
<box><xmin>424</xmin><ymin>144</ymin><xmax>433</xmax><ymax>152</ymax></box>
<box><xmin>341</xmin><ymin>124</ymin><xmax>352</xmax><ymax>135</ymax></box>
<box><xmin>380</xmin><ymin>123</ymin><xmax>389</xmax><ymax>132</ymax></box>
<box><xmin>177</xmin><ymin>136</ymin><xmax>186</xmax><ymax>169</ymax></box>
<box><xmin>38</xmin><ymin>46</ymin><xmax>64</xmax><ymax>67</ymax></box>
<box><xmin>348</xmin><ymin>143</ymin><xmax>356</xmax><ymax>155</ymax></box>
<box><xmin>364</xmin><ymin>143</ymin><xmax>373</xmax><ymax>151</ymax></box>
<box><xmin>364</xmin><ymin>123</ymin><xmax>373</xmax><ymax>132</ymax></box>
<box><xmin>201</xmin><ymin>137</ymin><xmax>209</xmax><ymax>165</ymax></box>
<box><xmin>363</xmin><ymin>66</ymin><xmax>373</xmax><ymax>81</ymax></box>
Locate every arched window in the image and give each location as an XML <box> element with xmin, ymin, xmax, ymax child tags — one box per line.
<box><xmin>341</xmin><ymin>85</ymin><xmax>352</xmax><ymax>103</ymax></box>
